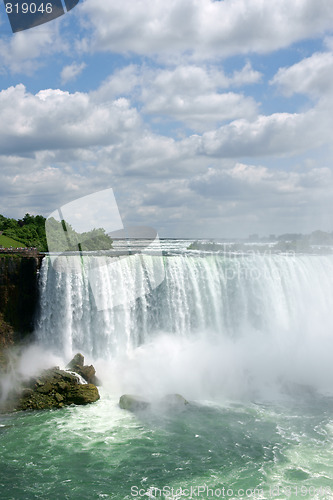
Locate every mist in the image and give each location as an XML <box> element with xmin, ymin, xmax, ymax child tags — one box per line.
<box><xmin>4</xmin><ymin>250</ymin><xmax>333</xmax><ymax>407</ymax></box>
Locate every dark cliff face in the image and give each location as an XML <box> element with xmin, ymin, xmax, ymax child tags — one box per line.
<box><xmin>0</xmin><ymin>256</ymin><xmax>41</xmax><ymax>348</ymax></box>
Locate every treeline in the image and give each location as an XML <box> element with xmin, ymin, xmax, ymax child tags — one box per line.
<box><xmin>45</xmin><ymin>217</ymin><xmax>113</xmax><ymax>252</ymax></box>
<box><xmin>188</xmin><ymin>230</ymin><xmax>333</xmax><ymax>254</ymax></box>
<box><xmin>0</xmin><ymin>214</ymin><xmax>113</xmax><ymax>252</ymax></box>
<box><xmin>0</xmin><ymin>214</ymin><xmax>47</xmax><ymax>250</ymax></box>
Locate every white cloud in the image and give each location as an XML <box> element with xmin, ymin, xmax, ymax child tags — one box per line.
<box><xmin>0</xmin><ymin>22</ymin><xmax>67</xmax><ymax>74</ymax></box>
<box><xmin>61</xmin><ymin>62</ymin><xmax>86</xmax><ymax>83</ymax></box>
<box><xmin>187</xmin><ymin>107</ymin><xmax>330</xmax><ymax>158</ymax></box>
<box><xmin>144</xmin><ymin>90</ymin><xmax>258</xmax><ymax>132</ymax></box>
<box><xmin>3</xmin><ymin>154</ymin><xmax>332</xmax><ymax>237</ymax></box>
<box><xmin>0</xmin><ymin>84</ymin><xmax>141</xmax><ymax>154</ymax></box>
<box><xmin>231</xmin><ymin>62</ymin><xmax>262</xmax><ymax>87</ymax></box>
<box><xmin>140</xmin><ymin>63</ymin><xmax>261</xmax><ymax>97</ymax></box>
<box><xmin>188</xmin><ymin>164</ymin><xmax>302</xmax><ymax>199</ymax></box>
<box><xmin>324</xmin><ymin>36</ymin><xmax>333</xmax><ymax>51</ymax></box>
<box><xmin>141</xmin><ymin>64</ymin><xmax>259</xmax><ymax>130</ymax></box>
<box><xmin>1</xmin><ymin>84</ymin><xmax>332</xmax><ymax>236</ymax></box>
<box><xmin>80</xmin><ymin>0</ymin><xmax>333</xmax><ymax>60</ymax></box>
<box><xmin>271</xmin><ymin>51</ymin><xmax>333</xmax><ymax>99</ymax></box>
<box><xmin>93</xmin><ymin>65</ymin><xmax>140</xmax><ymax>102</ymax></box>
<box><xmin>0</xmin><ymin>74</ymin><xmax>330</xmax><ymax>179</ymax></box>
<box><xmin>94</xmin><ymin>63</ymin><xmax>261</xmax><ymax>131</ymax></box>
<box><xmin>1</xmin><ymin>39</ymin><xmax>333</xmax><ymax>237</ymax></box>
<box><xmin>131</xmin><ymin>162</ymin><xmax>333</xmax><ymax>236</ymax></box>
<box><xmin>0</xmin><ymin>154</ymin><xmax>89</xmax><ymax>218</ymax></box>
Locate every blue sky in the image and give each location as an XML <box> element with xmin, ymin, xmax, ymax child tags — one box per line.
<box><xmin>1</xmin><ymin>0</ymin><xmax>333</xmax><ymax>238</ymax></box>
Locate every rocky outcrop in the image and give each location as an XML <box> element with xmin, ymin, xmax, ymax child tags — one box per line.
<box><xmin>119</xmin><ymin>393</ymin><xmax>189</xmax><ymax>412</ymax></box>
<box><xmin>66</xmin><ymin>353</ymin><xmax>101</xmax><ymax>385</ymax></box>
<box><xmin>0</xmin><ymin>255</ymin><xmax>41</xmax><ymax>341</ymax></box>
<box><xmin>119</xmin><ymin>394</ymin><xmax>150</xmax><ymax>411</ymax></box>
<box><xmin>0</xmin><ymin>313</ymin><xmax>14</xmax><ymax>370</ymax></box>
<box><xmin>4</xmin><ymin>367</ymin><xmax>100</xmax><ymax>412</ymax></box>
<box><xmin>160</xmin><ymin>393</ymin><xmax>189</xmax><ymax>408</ymax></box>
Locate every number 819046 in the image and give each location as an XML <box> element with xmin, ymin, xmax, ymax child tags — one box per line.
<box><xmin>5</xmin><ymin>3</ymin><xmax>53</xmax><ymax>14</ymax></box>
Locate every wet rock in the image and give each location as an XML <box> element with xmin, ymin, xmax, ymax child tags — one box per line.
<box><xmin>57</xmin><ymin>381</ymin><xmax>69</xmax><ymax>392</ymax></box>
<box><xmin>79</xmin><ymin>365</ymin><xmax>99</xmax><ymax>385</ymax></box>
<box><xmin>66</xmin><ymin>353</ymin><xmax>84</xmax><ymax>369</ymax></box>
<box><xmin>21</xmin><ymin>388</ymin><xmax>33</xmax><ymax>398</ymax></box>
<box><xmin>161</xmin><ymin>394</ymin><xmax>189</xmax><ymax>408</ymax></box>
<box><xmin>66</xmin><ymin>353</ymin><xmax>101</xmax><ymax>385</ymax></box>
<box><xmin>119</xmin><ymin>394</ymin><xmax>150</xmax><ymax>411</ymax></box>
<box><xmin>36</xmin><ymin>381</ymin><xmax>54</xmax><ymax>394</ymax></box>
<box><xmin>66</xmin><ymin>384</ymin><xmax>100</xmax><ymax>405</ymax></box>
<box><xmin>118</xmin><ymin>393</ymin><xmax>189</xmax><ymax>413</ymax></box>
<box><xmin>54</xmin><ymin>393</ymin><xmax>63</xmax><ymax>403</ymax></box>
<box><xmin>280</xmin><ymin>380</ymin><xmax>317</xmax><ymax>399</ymax></box>
<box><xmin>6</xmin><ymin>367</ymin><xmax>100</xmax><ymax>412</ymax></box>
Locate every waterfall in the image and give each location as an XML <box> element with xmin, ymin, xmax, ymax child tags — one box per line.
<box><xmin>35</xmin><ymin>251</ymin><xmax>333</xmax><ymax>361</ymax></box>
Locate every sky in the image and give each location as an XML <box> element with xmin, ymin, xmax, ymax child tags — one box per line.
<box><xmin>0</xmin><ymin>0</ymin><xmax>333</xmax><ymax>238</ymax></box>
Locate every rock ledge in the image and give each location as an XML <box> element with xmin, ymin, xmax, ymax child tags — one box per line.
<box><xmin>15</xmin><ymin>367</ymin><xmax>100</xmax><ymax>411</ymax></box>
<box><xmin>1</xmin><ymin>353</ymin><xmax>100</xmax><ymax>412</ymax></box>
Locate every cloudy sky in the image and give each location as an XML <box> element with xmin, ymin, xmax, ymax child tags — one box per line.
<box><xmin>0</xmin><ymin>0</ymin><xmax>333</xmax><ymax>238</ymax></box>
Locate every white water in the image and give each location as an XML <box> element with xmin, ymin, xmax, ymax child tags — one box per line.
<box><xmin>35</xmin><ymin>247</ymin><xmax>333</xmax><ymax>400</ymax></box>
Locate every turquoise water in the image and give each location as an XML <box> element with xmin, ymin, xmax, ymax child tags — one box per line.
<box><xmin>1</xmin><ymin>391</ymin><xmax>333</xmax><ymax>499</ymax></box>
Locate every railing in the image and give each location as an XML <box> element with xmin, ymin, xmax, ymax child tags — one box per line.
<box><xmin>0</xmin><ymin>247</ymin><xmax>40</xmax><ymax>257</ymax></box>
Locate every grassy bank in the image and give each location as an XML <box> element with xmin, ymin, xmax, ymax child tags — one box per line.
<box><xmin>0</xmin><ymin>234</ymin><xmax>25</xmax><ymax>248</ymax></box>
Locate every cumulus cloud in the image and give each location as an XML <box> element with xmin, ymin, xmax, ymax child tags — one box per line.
<box><xmin>271</xmin><ymin>51</ymin><xmax>333</xmax><ymax>99</ymax></box>
<box><xmin>80</xmin><ymin>0</ymin><xmax>333</xmax><ymax>60</ymax></box>
<box><xmin>144</xmin><ymin>91</ymin><xmax>258</xmax><ymax>132</ymax></box>
<box><xmin>141</xmin><ymin>63</ymin><xmax>261</xmax><ymax>97</ymax></box>
<box><xmin>93</xmin><ymin>65</ymin><xmax>141</xmax><ymax>102</ymax></box>
<box><xmin>94</xmin><ymin>63</ymin><xmax>261</xmax><ymax>131</ymax></box>
<box><xmin>3</xmin><ymin>152</ymin><xmax>333</xmax><ymax>237</ymax></box>
<box><xmin>142</xmin><ymin>66</ymin><xmax>257</xmax><ymax>130</ymax></box>
<box><xmin>1</xmin><ymin>16</ymin><xmax>333</xmax><ymax>237</ymax></box>
<box><xmin>231</xmin><ymin>62</ymin><xmax>262</xmax><ymax>87</ymax></box>
<box><xmin>0</xmin><ymin>84</ymin><xmax>141</xmax><ymax>154</ymax></box>
<box><xmin>187</xmin><ymin>107</ymin><xmax>331</xmax><ymax>158</ymax></box>
<box><xmin>138</xmin><ymin>163</ymin><xmax>333</xmax><ymax>237</ymax></box>
<box><xmin>188</xmin><ymin>164</ymin><xmax>303</xmax><ymax>199</ymax></box>
<box><xmin>0</xmin><ymin>153</ymin><xmax>90</xmax><ymax>218</ymax></box>
<box><xmin>0</xmin><ymin>22</ymin><xmax>67</xmax><ymax>73</ymax></box>
<box><xmin>61</xmin><ymin>62</ymin><xmax>86</xmax><ymax>83</ymax></box>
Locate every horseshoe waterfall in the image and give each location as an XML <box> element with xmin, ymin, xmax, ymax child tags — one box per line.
<box><xmin>2</xmin><ymin>242</ymin><xmax>333</xmax><ymax>500</ymax></box>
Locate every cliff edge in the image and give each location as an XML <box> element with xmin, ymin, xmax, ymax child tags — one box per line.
<box><xmin>0</xmin><ymin>255</ymin><xmax>43</xmax><ymax>366</ymax></box>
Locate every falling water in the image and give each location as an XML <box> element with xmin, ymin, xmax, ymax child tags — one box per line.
<box><xmin>35</xmin><ymin>248</ymin><xmax>333</xmax><ymax>399</ymax></box>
